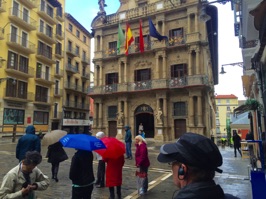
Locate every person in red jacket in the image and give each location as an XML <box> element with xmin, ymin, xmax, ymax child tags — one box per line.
<box><xmin>135</xmin><ymin>135</ymin><xmax>150</xmax><ymax>195</ymax></box>
<box><xmin>104</xmin><ymin>155</ymin><xmax>124</xmax><ymax>199</ymax></box>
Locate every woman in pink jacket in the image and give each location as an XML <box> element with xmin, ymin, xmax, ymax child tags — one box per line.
<box><xmin>135</xmin><ymin>135</ymin><xmax>150</xmax><ymax>195</ymax></box>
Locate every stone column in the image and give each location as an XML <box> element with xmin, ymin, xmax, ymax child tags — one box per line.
<box><xmin>156</xmin><ymin>55</ymin><xmax>159</xmax><ymax>79</ymax></box>
<box><xmin>119</xmin><ymin>62</ymin><xmax>122</xmax><ymax>83</ymax></box>
<box><xmin>195</xmin><ymin>13</ymin><xmax>198</xmax><ymax>32</ymax></box>
<box><xmin>196</xmin><ymin>48</ymin><xmax>200</xmax><ymax>75</ymax></box>
<box><xmin>100</xmin><ymin>35</ymin><xmax>103</xmax><ymax>51</ymax></box>
<box><xmin>188</xmin><ymin>50</ymin><xmax>192</xmax><ymax>75</ymax></box>
<box><xmin>163</xmin><ymin>55</ymin><xmax>166</xmax><ymax>78</ymax></box>
<box><xmin>188</xmin><ymin>95</ymin><xmax>194</xmax><ymax>127</ymax></box>
<box><xmin>187</xmin><ymin>14</ymin><xmax>191</xmax><ymax>34</ymax></box>
<box><xmin>197</xmin><ymin>95</ymin><xmax>203</xmax><ymax>126</ymax></box>
<box><xmin>124</xmin><ymin>62</ymin><xmax>127</xmax><ymax>82</ymax></box>
<box><xmin>94</xmin><ymin>66</ymin><xmax>98</xmax><ymax>86</ymax></box>
<box><xmin>124</xmin><ymin>100</ymin><xmax>128</xmax><ymax>125</ymax></box>
<box><xmin>99</xmin><ymin>102</ymin><xmax>103</xmax><ymax>127</ymax></box>
<box><xmin>163</xmin><ymin>97</ymin><xmax>167</xmax><ymax>126</ymax></box>
<box><xmin>99</xmin><ymin>65</ymin><xmax>103</xmax><ymax>85</ymax></box>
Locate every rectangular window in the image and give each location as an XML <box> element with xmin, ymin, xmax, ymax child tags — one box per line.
<box><xmin>56</xmin><ymin>23</ymin><xmax>62</xmax><ymax>36</ymax></box>
<box><xmin>33</xmin><ymin>111</ymin><xmax>49</xmax><ymax>124</ymax></box>
<box><xmin>105</xmin><ymin>73</ymin><xmax>118</xmax><ymax>84</ymax></box>
<box><xmin>76</xmin><ymin>46</ymin><xmax>80</xmax><ymax>56</ymax></box>
<box><xmin>21</xmin><ymin>32</ymin><xmax>27</xmax><ymax>47</ymax></box>
<box><xmin>8</xmin><ymin>51</ymin><xmax>18</xmax><ymax>69</ymax></box>
<box><xmin>47</xmin><ymin>5</ymin><xmax>53</xmax><ymax>18</ymax></box>
<box><xmin>169</xmin><ymin>28</ymin><xmax>184</xmax><ymax>45</ymax></box>
<box><xmin>173</xmin><ymin>102</ymin><xmax>186</xmax><ymax>116</ymax></box>
<box><xmin>108</xmin><ymin>106</ymin><xmax>117</xmax><ymax>118</ymax></box>
<box><xmin>19</xmin><ymin>55</ymin><xmax>28</xmax><ymax>73</ymax></box>
<box><xmin>108</xmin><ymin>41</ymin><xmax>117</xmax><ymax>55</ymax></box>
<box><xmin>3</xmin><ymin>108</ymin><xmax>25</xmax><ymax>125</ymax></box>
<box><xmin>76</xmin><ymin>30</ymin><xmax>80</xmax><ymax>38</ymax></box>
<box><xmin>83</xmin><ymin>35</ymin><xmax>86</xmax><ymax>43</ymax></box>
<box><xmin>217</xmin><ymin>99</ymin><xmax>221</xmax><ymax>104</ymax></box>
<box><xmin>69</xmin><ymin>23</ymin><xmax>73</xmax><ymax>32</ymax></box>
<box><xmin>226</xmin><ymin>99</ymin><xmax>230</xmax><ymax>104</ymax></box>
<box><xmin>46</xmin><ymin>24</ymin><xmax>52</xmax><ymax>37</ymax></box>
<box><xmin>227</xmin><ymin>106</ymin><xmax>231</xmax><ymax>111</ymax></box>
<box><xmin>134</xmin><ymin>69</ymin><xmax>151</xmax><ymax>81</ymax></box>
<box><xmin>23</xmin><ymin>8</ymin><xmax>29</xmax><ymax>22</ymax></box>
<box><xmin>35</xmin><ymin>85</ymin><xmax>48</xmax><ymax>102</ymax></box>
<box><xmin>171</xmin><ymin>64</ymin><xmax>187</xmax><ymax>78</ymax></box>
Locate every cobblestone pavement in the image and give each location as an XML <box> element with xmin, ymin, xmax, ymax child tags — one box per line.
<box><xmin>0</xmin><ymin>139</ymin><xmax>252</xmax><ymax>199</ymax></box>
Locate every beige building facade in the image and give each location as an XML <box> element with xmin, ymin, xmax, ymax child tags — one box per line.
<box><xmin>90</xmin><ymin>0</ymin><xmax>218</xmax><ymax>141</ymax></box>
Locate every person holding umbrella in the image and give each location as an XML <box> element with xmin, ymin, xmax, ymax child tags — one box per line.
<box><xmin>69</xmin><ymin>149</ymin><xmax>95</xmax><ymax>199</ymax></box>
<box><xmin>46</xmin><ymin>141</ymin><xmax>68</xmax><ymax>182</ymax></box>
<box><xmin>95</xmin><ymin>137</ymin><xmax>126</xmax><ymax>199</ymax></box>
<box><xmin>104</xmin><ymin>155</ymin><xmax>124</xmax><ymax>199</ymax></box>
<box><xmin>95</xmin><ymin>131</ymin><xmax>106</xmax><ymax>188</ymax></box>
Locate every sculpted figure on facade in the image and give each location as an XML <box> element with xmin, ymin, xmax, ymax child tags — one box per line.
<box><xmin>117</xmin><ymin>111</ymin><xmax>124</xmax><ymax>125</ymax></box>
<box><xmin>155</xmin><ymin>108</ymin><xmax>163</xmax><ymax>125</ymax></box>
<box><xmin>98</xmin><ymin>0</ymin><xmax>106</xmax><ymax>14</ymax></box>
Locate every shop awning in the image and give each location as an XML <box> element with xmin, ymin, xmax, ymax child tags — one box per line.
<box><xmin>234</xmin><ymin>104</ymin><xmax>253</xmax><ymax>116</ymax></box>
<box><xmin>242</xmin><ymin>74</ymin><xmax>255</xmax><ymax>97</ymax></box>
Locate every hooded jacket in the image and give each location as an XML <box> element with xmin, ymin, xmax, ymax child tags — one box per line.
<box><xmin>174</xmin><ymin>180</ymin><xmax>240</xmax><ymax>199</ymax></box>
<box><xmin>16</xmin><ymin>126</ymin><xmax>41</xmax><ymax>161</ymax></box>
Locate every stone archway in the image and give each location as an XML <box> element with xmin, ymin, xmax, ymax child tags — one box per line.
<box><xmin>134</xmin><ymin>104</ymin><xmax>154</xmax><ymax>138</ymax></box>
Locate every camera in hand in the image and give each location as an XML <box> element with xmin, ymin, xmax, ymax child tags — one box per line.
<box><xmin>22</xmin><ymin>182</ymin><xmax>29</xmax><ymax>188</ymax></box>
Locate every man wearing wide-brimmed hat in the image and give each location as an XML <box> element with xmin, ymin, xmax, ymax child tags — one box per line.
<box><xmin>157</xmin><ymin>132</ymin><xmax>240</xmax><ymax>199</ymax></box>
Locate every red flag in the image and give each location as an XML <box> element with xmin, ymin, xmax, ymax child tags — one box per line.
<box><xmin>125</xmin><ymin>23</ymin><xmax>134</xmax><ymax>55</ymax></box>
<box><xmin>139</xmin><ymin>20</ymin><xmax>144</xmax><ymax>53</ymax></box>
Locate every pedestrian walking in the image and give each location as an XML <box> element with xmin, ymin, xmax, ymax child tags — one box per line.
<box><xmin>157</xmin><ymin>132</ymin><xmax>240</xmax><ymax>199</ymax></box>
<box><xmin>0</xmin><ymin>151</ymin><xmax>49</xmax><ymax>199</ymax></box>
<box><xmin>138</xmin><ymin>130</ymin><xmax>145</xmax><ymax>138</ymax></box>
<box><xmin>16</xmin><ymin>125</ymin><xmax>41</xmax><ymax>162</ymax></box>
<box><xmin>69</xmin><ymin>150</ymin><xmax>95</xmax><ymax>199</ymax></box>
<box><xmin>104</xmin><ymin>155</ymin><xmax>124</xmax><ymax>199</ymax></box>
<box><xmin>124</xmin><ymin>125</ymin><xmax>132</xmax><ymax>159</ymax></box>
<box><xmin>46</xmin><ymin>141</ymin><xmax>68</xmax><ymax>182</ymax></box>
<box><xmin>95</xmin><ymin>131</ymin><xmax>106</xmax><ymax>188</ymax></box>
<box><xmin>135</xmin><ymin>135</ymin><xmax>150</xmax><ymax>195</ymax></box>
<box><xmin>232</xmin><ymin>132</ymin><xmax>242</xmax><ymax>157</ymax></box>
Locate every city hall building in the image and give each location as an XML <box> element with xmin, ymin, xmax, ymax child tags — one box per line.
<box><xmin>89</xmin><ymin>0</ymin><xmax>218</xmax><ymax>141</ymax></box>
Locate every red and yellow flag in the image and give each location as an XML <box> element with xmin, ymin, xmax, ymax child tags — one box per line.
<box><xmin>125</xmin><ymin>23</ymin><xmax>134</xmax><ymax>55</ymax></box>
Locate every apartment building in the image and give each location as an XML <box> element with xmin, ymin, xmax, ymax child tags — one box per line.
<box><xmin>0</xmin><ymin>0</ymin><xmax>65</xmax><ymax>133</ymax></box>
<box><xmin>215</xmin><ymin>94</ymin><xmax>238</xmax><ymax>139</ymax></box>
<box><xmin>62</xmin><ymin>13</ymin><xmax>92</xmax><ymax>134</ymax></box>
<box><xmin>89</xmin><ymin>0</ymin><xmax>218</xmax><ymax>140</ymax></box>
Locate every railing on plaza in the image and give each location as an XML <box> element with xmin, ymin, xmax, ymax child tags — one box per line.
<box><xmin>88</xmin><ymin>75</ymin><xmax>210</xmax><ymax>95</ymax></box>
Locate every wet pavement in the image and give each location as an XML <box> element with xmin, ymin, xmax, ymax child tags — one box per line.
<box><xmin>0</xmin><ymin>138</ymin><xmax>253</xmax><ymax>199</ymax></box>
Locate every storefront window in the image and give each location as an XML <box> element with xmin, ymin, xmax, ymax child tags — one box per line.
<box><xmin>33</xmin><ymin>111</ymin><xmax>49</xmax><ymax>124</ymax></box>
<box><xmin>3</xmin><ymin>108</ymin><xmax>24</xmax><ymax>125</ymax></box>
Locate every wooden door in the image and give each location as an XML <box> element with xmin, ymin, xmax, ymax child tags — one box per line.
<box><xmin>174</xmin><ymin>119</ymin><xmax>186</xmax><ymax>139</ymax></box>
<box><xmin>108</xmin><ymin>121</ymin><xmax>117</xmax><ymax>137</ymax></box>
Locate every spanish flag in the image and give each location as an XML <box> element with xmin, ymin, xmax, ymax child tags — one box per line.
<box><xmin>125</xmin><ymin>23</ymin><xmax>134</xmax><ymax>55</ymax></box>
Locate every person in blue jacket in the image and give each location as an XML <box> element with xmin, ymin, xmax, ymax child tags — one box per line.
<box><xmin>16</xmin><ymin>125</ymin><xmax>41</xmax><ymax>162</ymax></box>
<box><xmin>124</xmin><ymin>125</ymin><xmax>132</xmax><ymax>160</ymax></box>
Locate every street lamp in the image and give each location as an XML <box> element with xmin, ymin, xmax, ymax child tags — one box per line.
<box><xmin>0</xmin><ymin>77</ymin><xmax>17</xmax><ymax>85</ymax></box>
<box><xmin>219</xmin><ymin>62</ymin><xmax>244</xmax><ymax>74</ymax></box>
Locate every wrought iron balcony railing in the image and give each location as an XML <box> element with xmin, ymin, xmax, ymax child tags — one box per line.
<box><xmin>88</xmin><ymin>75</ymin><xmax>210</xmax><ymax>95</ymax></box>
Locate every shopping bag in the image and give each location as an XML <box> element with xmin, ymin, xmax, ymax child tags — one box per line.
<box><xmin>136</xmin><ymin>171</ymin><xmax>147</xmax><ymax>195</ymax></box>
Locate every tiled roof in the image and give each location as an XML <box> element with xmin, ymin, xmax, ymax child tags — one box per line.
<box><xmin>215</xmin><ymin>94</ymin><xmax>238</xmax><ymax>99</ymax></box>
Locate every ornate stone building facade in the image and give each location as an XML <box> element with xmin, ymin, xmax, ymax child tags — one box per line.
<box><xmin>90</xmin><ymin>0</ymin><xmax>218</xmax><ymax>141</ymax></box>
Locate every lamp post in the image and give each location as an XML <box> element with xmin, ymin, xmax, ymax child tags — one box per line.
<box><xmin>219</xmin><ymin>62</ymin><xmax>244</xmax><ymax>74</ymax></box>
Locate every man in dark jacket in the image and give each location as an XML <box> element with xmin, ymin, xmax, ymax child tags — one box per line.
<box><xmin>157</xmin><ymin>132</ymin><xmax>240</xmax><ymax>199</ymax></box>
<box><xmin>124</xmin><ymin>125</ymin><xmax>132</xmax><ymax>159</ymax></box>
<box><xmin>232</xmin><ymin>132</ymin><xmax>242</xmax><ymax>157</ymax></box>
<box><xmin>69</xmin><ymin>150</ymin><xmax>95</xmax><ymax>199</ymax></box>
<box><xmin>16</xmin><ymin>125</ymin><xmax>41</xmax><ymax>162</ymax></box>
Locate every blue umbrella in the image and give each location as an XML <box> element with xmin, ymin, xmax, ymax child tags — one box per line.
<box><xmin>60</xmin><ymin>134</ymin><xmax>106</xmax><ymax>151</ymax></box>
